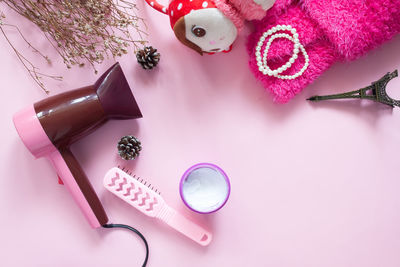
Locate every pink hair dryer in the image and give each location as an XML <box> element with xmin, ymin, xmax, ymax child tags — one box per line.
<box><xmin>13</xmin><ymin>63</ymin><xmax>142</xmax><ymax>228</ymax></box>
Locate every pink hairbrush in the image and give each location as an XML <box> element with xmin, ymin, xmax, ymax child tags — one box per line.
<box><xmin>104</xmin><ymin>167</ymin><xmax>212</xmax><ymax>246</ymax></box>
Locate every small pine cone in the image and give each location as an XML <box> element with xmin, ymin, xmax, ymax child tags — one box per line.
<box><xmin>136</xmin><ymin>46</ymin><xmax>160</xmax><ymax>70</ymax></box>
<box><xmin>117</xmin><ymin>135</ymin><xmax>142</xmax><ymax>160</ymax></box>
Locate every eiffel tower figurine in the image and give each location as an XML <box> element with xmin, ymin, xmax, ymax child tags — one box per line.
<box><xmin>308</xmin><ymin>70</ymin><xmax>399</xmax><ymax>107</ymax></box>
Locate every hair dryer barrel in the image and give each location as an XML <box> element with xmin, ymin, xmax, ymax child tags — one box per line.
<box><xmin>34</xmin><ymin>63</ymin><xmax>142</xmax><ymax>147</ymax></box>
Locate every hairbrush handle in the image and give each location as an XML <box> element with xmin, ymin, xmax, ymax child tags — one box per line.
<box><xmin>157</xmin><ymin>205</ymin><xmax>212</xmax><ymax>246</ymax></box>
<box><xmin>49</xmin><ymin>148</ymin><xmax>108</xmax><ymax>228</ymax></box>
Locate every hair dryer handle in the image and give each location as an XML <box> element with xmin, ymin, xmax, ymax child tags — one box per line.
<box><xmin>48</xmin><ymin>148</ymin><xmax>108</xmax><ymax>228</ymax></box>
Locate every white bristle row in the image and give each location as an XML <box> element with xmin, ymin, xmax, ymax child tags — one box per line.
<box><xmin>117</xmin><ymin>165</ymin><xmax>160</xmax><ymax>195</ymax></box>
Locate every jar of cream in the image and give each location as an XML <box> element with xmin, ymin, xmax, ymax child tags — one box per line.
<box><xmin>180</xmin><ymin>163</ymin><xmax>231</xmax><ymax>214</ymax></box>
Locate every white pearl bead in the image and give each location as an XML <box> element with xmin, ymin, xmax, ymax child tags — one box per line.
<box><xmin>256</xmin><ymin>56</ymin><xmax>261</xmax><ymax>61</ymax></box>
<box><xmin>293</xmin><ymin>33</ymin><xmax>299</xmax><ymax>39</ymax></box>
<box><xmin>293</xmin><ymin>54</ymin><xmax>298</xmax><ymax>60</ymax></box>
<box><xmin>291</xmin><ymin>28</ymin><xmax>296</xmax><ymax>34</ymax></box>
<box><xmin>294</xmin><ymin>43</ymin><xmax>300</xmax><ymax>49</ymax></box>
<box><xmin>294</xmin><ymin>48</ymin><xmax>299</xmax><ymax>54</ymax></box>
<box><xmin>289</xmin><ymin>58</ymin><xmax>295</xmax><ymax>64</ymax></box>
<box><xmin>256</xmin><ymin>51</ymin><xmax>261</xmax><ymax>56</ymax></box>
<box><xmin>263</xmin><ymin>69</ymin><xmax>268</xmax><ymax>75</ymax></box>
<box><xmin>259</xmin><ymin>66</ymin><xmax>264</xmax><ymax>71</ymax></box>
<box><xmin>257</xmin><ymin>62</ymin><xmax>262</xmax><ymax>67</ymax></box>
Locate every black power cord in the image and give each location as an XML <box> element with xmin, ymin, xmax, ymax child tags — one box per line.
<box><xmin>103</xmin><ymin>223</ymin><xmax>149</xmax><ymax>267</ymax></box>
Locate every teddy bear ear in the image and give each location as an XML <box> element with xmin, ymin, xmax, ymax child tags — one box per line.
<box><xmin>173</xmin><ymin>17</ymin><xmax>204</xmax><ymax>56</ymax></box>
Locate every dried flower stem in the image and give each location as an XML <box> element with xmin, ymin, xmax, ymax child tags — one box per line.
<box><xmin>0</xmin><ymin>16</ymin><xmax>62</xmax><ymax>92</ymax></box>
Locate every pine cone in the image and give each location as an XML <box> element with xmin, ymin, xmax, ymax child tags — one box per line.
<box><xmin>117</xmin><ymin>135</ymin><xmax>142</xmax><ymax>160</ymax></box>
<box><xmin>136</xmin><ymin>46</ymin><xmax>160</xmax><ymax>70</ymax></box>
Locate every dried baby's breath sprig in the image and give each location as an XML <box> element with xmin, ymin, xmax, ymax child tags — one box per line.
<box><xmin>0</xmin><ymin>12</ymin><xmax>62</xmax><ymax>93</ymax></box>
<box><xmin>0</xmin><ymin>0</ymin><xmax>147</xmax><ymax>92</ymax></box>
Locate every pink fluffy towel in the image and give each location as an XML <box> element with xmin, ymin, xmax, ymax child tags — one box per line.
<box><xmin>247</xmin><ymin>0</ymin><xmax>400</xmax><ymax>103</ymax></box>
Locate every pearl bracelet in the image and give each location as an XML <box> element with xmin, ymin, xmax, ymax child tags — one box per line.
<box><xmin>256</xmin><ymin>25</ymin><xmax>309</xmax><ymax>80</ymax></box>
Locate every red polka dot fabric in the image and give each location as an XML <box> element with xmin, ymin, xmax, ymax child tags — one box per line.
<box><xmin>168</xmin><ymin>0</ymin><xmax>217</xmax><ymax>29</ymax></box>
<box><xmin>144</xmin><ymin>0</ymin><xmax>168</xmax><ymax>14</ymax></box>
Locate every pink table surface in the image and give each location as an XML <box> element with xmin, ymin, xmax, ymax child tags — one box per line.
<box><xmin>1</xmin><ymin>3</ymin><xmax>400</xmax><ymax>267</ymax></box>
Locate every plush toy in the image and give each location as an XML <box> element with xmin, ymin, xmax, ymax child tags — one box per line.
<box><xmin>145</xmin><ymin>0</ymin><xmax>400</xmax><ymax>103</ymax></box>
<box><xmin>144</xmin><ymin>0</ymin><xmax>275</xmax><ymax>54</ymax></box>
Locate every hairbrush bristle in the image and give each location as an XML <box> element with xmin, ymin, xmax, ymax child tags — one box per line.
<box><xmin>117</xmin><ymin>165</ymin><xmax>161</xmax><ymax>195</ymax></box>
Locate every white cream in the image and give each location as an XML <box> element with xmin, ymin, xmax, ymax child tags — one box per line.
<box><xmin>181</xmin><ymin>167</ymin><xmax>229</xmax><ymax>213</ymax></box>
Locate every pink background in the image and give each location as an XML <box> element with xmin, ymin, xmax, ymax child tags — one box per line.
<box><xmin>1</xmin><ymin>3</ymin><xmax>400</xmax><ymax>267</ymax></box>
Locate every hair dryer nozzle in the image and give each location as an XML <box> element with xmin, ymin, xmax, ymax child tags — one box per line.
<box><xmin>95</xmin><ymin>63</ymin><xmax>142</xmax><ymax>119</ymax></box>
